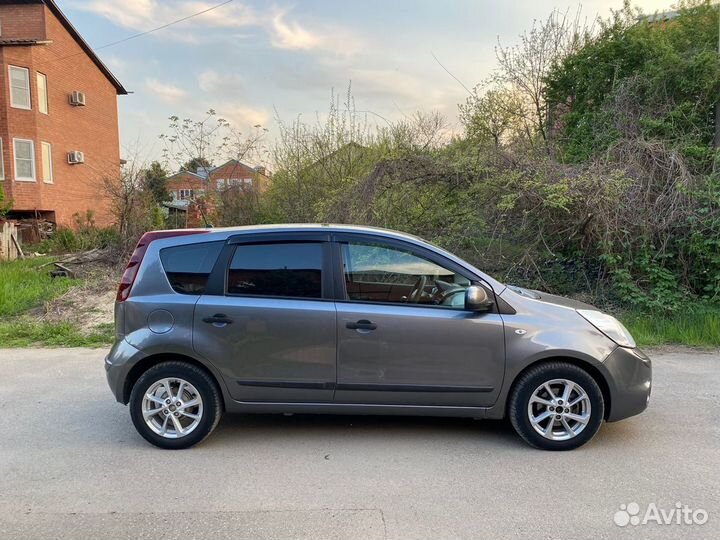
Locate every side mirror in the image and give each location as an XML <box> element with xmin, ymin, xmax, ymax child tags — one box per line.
<box><xmin>465</xmin><ymin>285</ymin><xmax>493</xmax><ymax>312</ymax></box>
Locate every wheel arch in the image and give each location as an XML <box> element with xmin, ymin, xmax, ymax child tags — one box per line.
<box><xmin>122</xmin><ymin>352</ymin><xmax>226</xmax><ymax>409</ymax></box>
<box><xmin>506</xmin><ymin>356</ymin><xmax>612</xmax><ymax>420</ymax></box>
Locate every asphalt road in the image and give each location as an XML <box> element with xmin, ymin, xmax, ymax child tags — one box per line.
<box><xmin>0</xmin><ymin>347</ymin><xmax>718</xmax><ymax>540</ymax></box>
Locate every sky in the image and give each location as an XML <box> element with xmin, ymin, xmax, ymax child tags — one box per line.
<box><xmin>59</xmin><ymin>0</ymin><xmax>674</xmax><ymax>166</ymax></box>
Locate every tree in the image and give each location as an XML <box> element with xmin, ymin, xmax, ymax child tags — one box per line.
<box><xmin>159</xmin><ymin>109</ymin><xmax>268</xmax><ymax>227</ymax></box>
<box><xmin>181</xmin><ymin>157</ymin><xmax>212</xmax><ymax>173</ymax></box>
<box><xmin>142</xmin><ymin>161</ymin><xmax>171</xmax><ymax>205</ymax></box>
<box><xmin>494</xmin><ymin>7</ymin><xmax>590</xmax><ymax>145</ymax></box>
<box><xmin>0</xmin><ymin>185</ymin><xmax>12</xmax><ymax>218</ymax></box>
<box><xmin>160</xmin><ymin>109</ymin><xmax>266</xmax><ymax>172</ymax></box>
<box><xmin>459</xmin><ymin>86</ymin><xmax>529</xmax><ymax>147</ymax></box>
<box><xmin>103</xmin><ymin>157</ymin><xmax>160</xmax><ymax>256</ymax></box>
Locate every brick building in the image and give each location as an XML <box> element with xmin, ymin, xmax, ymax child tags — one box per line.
<box><xmin>164</xmin><ymin>160</ymin><xmax>271</xmax><ymax>227</ymax></box>
<box><xmin>0</xmin><ymin>0</ymin><xmax>126</xmax><ymax>227</ymax></box>
<box><xmin>166</xmin><ymin>160</ymin><xmax>271</xmax><ymax>203</ymax></box>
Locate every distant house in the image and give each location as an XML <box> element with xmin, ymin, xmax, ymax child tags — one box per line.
<box><xmin>208</xmin><ymin>159</ymin><xmax>271</xmax><ymax>194</ymax></box>
<box><xmin>164</xmin><ymin>159</ymin><xmax>271</xmax><ymax>226</ymax></box>
<box><xmin>165</xmin><ymin>170</ymin><xmax>207</xmax><ymax>207</ymax></box>
<box><xmin>166</xmin><ymin>160</ymin><xmax>271</xmax><ymax>204</ymax></box>
<box><xmin>0</xmin><ymin>0</ymin><xmax>127</xmax><ymax>227</ymax></box>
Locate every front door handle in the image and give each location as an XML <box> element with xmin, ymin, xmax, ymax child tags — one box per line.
<box><xmin>346</xmin><ymin>320</ymin><xmax>377</xmax><ymax>331</ymax></box>
<box><xmin>202</xmin><ymin>313</ymin><xmax>233</xmax><ymax>325</ymax></box>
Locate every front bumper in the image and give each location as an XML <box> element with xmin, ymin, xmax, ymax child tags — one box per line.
<box><xmin>604</xmin><ymin>346</ymin><xmax>652</xmax><ymax>422</ymax></box>
<box><xmin>105</xmin><ymin>339</ymin><xmax>147</xmax><ymax>404</ymax></box>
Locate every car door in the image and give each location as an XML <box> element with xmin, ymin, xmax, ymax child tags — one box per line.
<box><xmin>193</xmin><ymin>232</ymin><xmax>337</xmax><ymax>403</ymax></box>
<box><xmin>333</xmin><ymin>235</ymin><xmax>505</xmax><ymax>407</ymax></box>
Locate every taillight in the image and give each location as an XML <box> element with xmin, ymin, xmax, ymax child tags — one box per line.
<box><xmin>116</xmin><ymin>229</ymin><xmax>209</xmax><ymax>302</ymax></box>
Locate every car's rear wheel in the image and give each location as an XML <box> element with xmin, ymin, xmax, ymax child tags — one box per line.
<box><xmin>509</xmin><ymin>362</ymin><xmax>604</xmax><ymax>450</ymax></box>
<box><xmin>129</xmin><ymin>361</ymin><xmax>222</xmax><ymax>449</ymax></box>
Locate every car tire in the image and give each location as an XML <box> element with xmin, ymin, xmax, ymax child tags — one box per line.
<box><xmin>129</xmin><ymin>361</ymin><xmax>222</xmax><ymax>449</ymax></box>
<box><xmin>509</xmin><ymin>361</ymin><xmax>604</xmax><ymax>451</ymax></box>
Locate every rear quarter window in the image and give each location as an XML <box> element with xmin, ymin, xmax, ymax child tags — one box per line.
<box><xmin>160</xmin><ymin>241</ymin><xmax>223</xmax><ymax>294</ymax></box>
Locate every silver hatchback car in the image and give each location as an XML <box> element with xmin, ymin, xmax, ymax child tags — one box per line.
<box><xmin>106</xmin><ymin>224</ymin><xmax>651</xmax><ymax>451</ymax></box>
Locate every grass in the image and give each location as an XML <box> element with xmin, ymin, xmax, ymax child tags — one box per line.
<box><xmin>0</xmin><ymin>320</ymin><xmax>114</xmax><ymax>348</ymax></box>
<box><xmin>0</xmin><ymin>257</ymin><xmax>76</xmax><ymax>316</ymax></box>
<box><xmin>0</xmin><ymin>258</ymin><xmax>114</xmax><ymax>348</ymax></box>
<box><xmin>621</xmin><ymin>307</ymin><xmax>720</xmax><ymax>348</ymax></box>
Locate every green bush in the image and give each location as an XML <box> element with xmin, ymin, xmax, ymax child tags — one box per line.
<box><xmin>38</xmin><ymin>212</ymin><xmax>119</xmax><ymax>254</ymax></box>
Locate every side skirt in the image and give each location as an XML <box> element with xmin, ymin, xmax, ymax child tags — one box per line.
<box><xmin>224</xmin><ymin>400</ymin><xmax>491</xmax><ymax>419</ymax></box>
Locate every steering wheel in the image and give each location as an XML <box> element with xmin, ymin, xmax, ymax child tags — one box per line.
<box><xmin>433</xmin><ymin>279</ymin><xmax>465</xmax><ymax>305</ymax></box>
<box><xmin>408</xmin><ymin>275</ymin><xmax>428</xmax><ymax>303</ymax></box>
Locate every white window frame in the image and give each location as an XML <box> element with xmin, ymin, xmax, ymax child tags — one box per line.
<box><xmin>0</xmin><ymin>138</ymin><xmax>4</xmax><ymax>180</ymax></box>
<box><xmin>41</xmin><ymin>142</ymin><xmax>53</xmax><ymax>183</ymax></box>
<box><xmin>37</xmin><ymin>72</ymin><xmax>48</xmax><ymax>114</ymax></box>
<box><xmin>9</xmin><ymin>66</ymin><xmax>31</xmax><ymax>110</ymax></box>
<box><xmin>179</xmin><ymin>189</ymin><xmax>194</xmax><ymax>200</ymax></box>
<box><xmin>13</xmin><ymin>138</ymin><xmax>36</xmax><ymax>182</ymax></box>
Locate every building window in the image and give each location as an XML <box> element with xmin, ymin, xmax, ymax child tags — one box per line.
<box><xmin>9</xmin><ymin>66</ymin><xmax>31</xmax><ymax>110</ymax></box>
<box><xmin>37</xmin><ymin>73</ymin><xmax>48</xmax><ymax>114</ymax></box>
<box><xmin>0</xmin><ymin>138</ymin><xmax>4</xmax><ymax>180</ymax></box>
<box><xmin>13</xmin><ymin>139</ymin><xmax>36</xmax><ymax>181</ymax></box>
<box><xmin>216</xmin><ymin>179</ymin><xmax>226</xmax><ymax>189</ymax></box>
<box><xmin>41</xmin><ymin>142</ymin><xmax>53</xmax><ymax>183</ymax></box>
<box><xmin>179</xmin><ymin>189</ymin><xmax>194</xmax><ymax>200</ymax></box>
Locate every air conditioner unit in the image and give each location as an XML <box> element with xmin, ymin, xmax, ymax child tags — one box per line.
<box><xmin>67</xmin><ymin>151</ymin><xmax>85</xmax><ymax>164</ymax></box>
<box><xmin>69</xmin><ymin>91</ymin><xmax>86</xmax><ymax>106</ymax></box>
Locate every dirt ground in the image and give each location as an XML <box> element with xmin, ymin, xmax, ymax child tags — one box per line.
<box><xmin>31</xmin><ymin>257</ymin><xmax>119</xmax><ymax>335</ymax></box>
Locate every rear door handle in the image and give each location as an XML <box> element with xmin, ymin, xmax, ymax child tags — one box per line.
<box><xmin>202</xmin><ymin>313</ymin><xmax>233</xmax><ymax>325</ymax></box>
<box><xmin>346</xmin><ymin>320</ymin><xmax>377</xmax><ymax>331</ymax></box>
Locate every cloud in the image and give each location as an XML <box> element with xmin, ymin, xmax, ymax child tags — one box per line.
<box><xmin>198</xmin><ymin>69</ymin><xmax>245</xmax><ymax>96</ymax></box>
<box><xmin>102</xmin><ymin>55</ymin><xmax>127</xmax><ymax>75</ymax></box>
<box><xmin>216</xmin><ymin>103</ymin><xmax>269</xmax><ymax>129</ymax></box>
<box><xmin>267</xmin><ymin>10</ymin><xmax>363</xmax><ymax>56</ymax></box>
<box><xmin>73</xmin><ymin>0</ymin><xmax>259</xmax><ymax>38</ymax></box>
<box><xmin>348</xmin><ymin>68</ymin><xmax>450</xmax><ymax>106</ymax></box>
<box><xmin>145</xmin><ymin>78</ymin><xmax>187</xmax><ymax>103</ymax></box>
<box><xmin>74</xmin><ymin>0</ymin><xmax>362</xmax><ymax>54</ymax></box>
<box><xmin>269</xmin><ymin>11</ymin><xmax>322</xmax><ymax>50</ymax></box>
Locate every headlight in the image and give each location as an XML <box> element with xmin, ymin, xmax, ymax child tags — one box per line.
<box><xmin>577</xmin><ymin>309</ymin><xmax>636</xmax><ymax>348</ymax></box>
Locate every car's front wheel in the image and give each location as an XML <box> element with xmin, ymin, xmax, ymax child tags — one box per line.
<box><xmin>509</xmin><ymin>361</ymin><xmax>604</xmax><ymax>450</ymax></box>
<box><xmin>129</xmin><ymin>361</ymin><xmax>222</xmax><ymax>449</ymax></box>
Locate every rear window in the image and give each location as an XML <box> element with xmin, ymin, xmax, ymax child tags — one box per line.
<box><xmin>160</xmin><ymin>241</ymin><xmax>223</xmax><ymax>294</ymax></box>
<box><xmin>227</xmin><ymin>243</ymin><xmax>323</xmax><ymax>298</ymax></box>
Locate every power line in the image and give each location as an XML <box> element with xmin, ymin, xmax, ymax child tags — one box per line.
<box><xmin>35</xmin><ymin>0</ymin><xmax>235</xmax><ymax>69</ymax></box>
<box><xmin>431</xmin><ymin>52</ymin><xmax>473</xmax><ymax>96</ymax></box>
<box><xmin>94</xmin><ymin>0</ymin><xmax>235</xmax><ymax>51</ymax></box>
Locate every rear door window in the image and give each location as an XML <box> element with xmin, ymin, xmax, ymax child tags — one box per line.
<box><xmin>227</xmin><ymin>243</ymin><xmax>323</xmax><ymax>298</ymax></box>
<box><xmin>160</xmin><ymin>241</ymin><xmax>223</xmax><ymax>294</ymax></box>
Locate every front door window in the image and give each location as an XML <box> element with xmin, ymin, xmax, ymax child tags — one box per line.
<box><xmin>342</xmin><ymin>242</ymin><xmax>471</xmax><ymax>308</ymax></box>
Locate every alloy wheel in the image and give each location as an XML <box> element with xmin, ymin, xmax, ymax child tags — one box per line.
<box><xmin>141</xmin><ymin>378</ymin><xmax>204</xmax><ymax>439</ymax></box>
<box><xmin>527</xmin><ymin>378</ymin><xmax>591</xmax><ymax>441</ymax></box>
